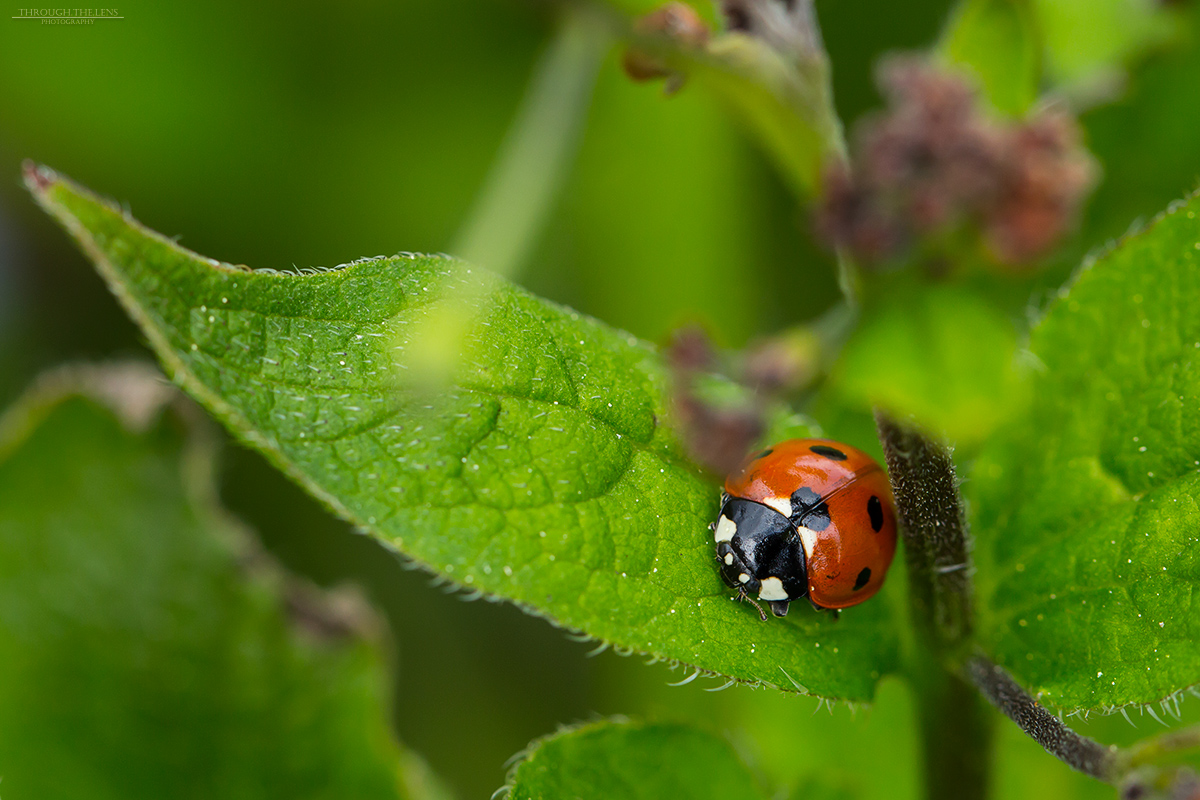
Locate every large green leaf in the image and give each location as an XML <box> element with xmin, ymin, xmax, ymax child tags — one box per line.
<box><xmin>0</xmin><ymin>365</ymin><xmax>419</xmax><ymax>799</ymax></box>
<box><xmin>27</xmin><ymin>167</ymin><xmax>902</xmax><ymax>702</ymax></box>
<box><xmin>503</xmin><ymin>719</ymin><xmax>769</xmax><ymax>800</ymax></box>
<box><xmin>970</xmin><ymin>194</ymin><xmax>1200</xmax><ymax>711</ymax></box>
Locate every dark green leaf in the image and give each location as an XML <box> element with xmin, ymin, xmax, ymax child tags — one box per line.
<box><xmin>28</xmin><ymin>168</ymin><xmax>902</xmax><ymax>701</ymax></box>
<box><xmin>970</xmin><ymin>195</ymin><xmax>1200</xmax><ymax>711</ymax></box>
<box><xmin>504</xmin><ymin>719</ymin><xmax>769</xmax><ymax>800</ymax></box>
<box><xmin>0</xmin><ymin>366</ymin><xmax>416</xmax><ymax>799</ymax></box>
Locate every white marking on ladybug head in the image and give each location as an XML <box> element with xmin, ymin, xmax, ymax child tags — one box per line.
<box><xmin>714</xmin><ymin>515</ymin><xmax>737</xmax><ymax>543</ymax></box>
<box><xmin>738</xmin><ymin>573</ymin><xmax>751</xmax><ymax>584</ymax></box>
<box><xmin>763</xmin><ymin>496</ymin><xmax>792</xmax><ymax>519</ymax></box>
<box><xmin>724</xmin><ymin>553</ymin><xmax>734</xmax><ymax>566</ymax></box>
<box><xmin>758</xmin><ymin>576</ymin><xmax>788</xmax><ymax>601</ymax></box>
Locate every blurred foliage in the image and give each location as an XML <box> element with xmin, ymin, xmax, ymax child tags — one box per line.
<box><xmin>0</xmin><ymin>367</ymin><xmax>417</xmax><ymax>799</ymax></box>
<box><xmin>1033</xmin><ymin>0</ymin><xmax>1176</xmax><ymax>95</ymax></box>
<box><xmin>833</xmin><ymin>282</ymin><xmax>1026</xmax><ymax>445</ymax></box>
<box><xmin>6</xmin><ymin>1</ymin><xmax>1200</xmax><ymax>799</ymax></box>
<box><xmin>938</xmin><ymin>0</ymin><xmax>1040</xmax><ymax>116</ymax></box>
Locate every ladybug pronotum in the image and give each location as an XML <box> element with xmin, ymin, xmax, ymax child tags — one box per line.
<box><xmin>711</xmin><ymin>438</ymin><xmax>898</xmax><ymax>618</ymax></box>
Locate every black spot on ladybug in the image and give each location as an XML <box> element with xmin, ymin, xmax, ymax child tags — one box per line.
<box><xmin>809</xmin><ymin>444</ymin><xmax>848</xmax><ymax>461</ymax></box>
<box><xmin>854</xmin><ymin>567</ymin><xmax>872</xmax><ymax>591</ymax></box>
<box><xmin>867</xmin><ymin>495</ymin><xmax>884</xmax><ymax>532</ymax></box>
<box><xmin>789</xmin><ymin>486</ymin><xmax>831</xmax><ymax>531</ymax></box>
<box><xmin>753</xmin><ymin>448</ymin><xmax>773</xmax><ymax>460</ymax></box>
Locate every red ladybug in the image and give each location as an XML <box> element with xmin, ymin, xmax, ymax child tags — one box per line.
<box><xmin>712</xmin><ymin>439</ymin><xmax>897</xmax><ymax>617</ymax></box>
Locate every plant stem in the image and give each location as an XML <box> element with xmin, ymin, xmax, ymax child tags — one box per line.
<box><xmin>1120</xmin><ymin>724</ymin><xmax>1200</xmax><ymax>770</ymax></box>
<box><xmin>875</xmin><ymin>411</ymin><xmax>991</xmax><ymax>800</ymax></box>
<box><xmin>452</xmin><ymin>5</ymin><xmax>610</xmax><ymax>278</ymax></box>
<box><xmin>965</xmin><ymin>655</ymin><xmax>1116</xmax><ymax>781</ymax></box>
<box><xmin>915</xmin><ymin>664</ymin><xmax>994</xmax><ymax>800</ymax></box>
<box><xmin>967</xmin><ymin>655</ymin><xmax>1200</xmax><ymax>793</ymax></box>
<box><xmin>874</xmin><ymin>412</ymin><xmax>973</xmax><ymax>654</ymax></box>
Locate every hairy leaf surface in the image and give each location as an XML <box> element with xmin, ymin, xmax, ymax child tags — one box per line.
<box><xmin>28</xmin><ymin>167</ymin><xmax>902</xmax><ymax>701</ymax></box>
<box><xmin>971</xmin><ymin>195</ymin><xmax>1200</xmax><ymax>710</ymax></box>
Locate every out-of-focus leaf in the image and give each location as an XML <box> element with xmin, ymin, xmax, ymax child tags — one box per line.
<box><xmin>1079</xmin><ymin>3</ymin><xmax>1200</xmax><ymax>258</ymax></box>
<box><xmin>939</xmin><ymin>0</ymin><xmax>1174</xmax><ymax>112</ymax></box>
<box><xmin>1033</xmin><ymin>0</ymin><xmax>1175</xmax><ymax>96</ymax></box>
<box><xmin>939</xmin><ymin>0</ymin><xmax>1040</xmax><ymax>116</ymax></box>
<box><xmin>970</xmin><ymin>194</ymin><xmax>1200</xmax><ymax>711</ymax></box>
<box><xmin>623</xmin><ymin>4</ymin><xmax>845</xmax><ymax>197</ymax></box>
<box><xmin>832</xmin><ymin>283</ymin><xmax>1026</xmax><ymax>445</ymax></box>
<box><xmin>695</xmin><ymin>32</ymin><xmax>843</xmax><ymax>197</ymax></box>
<box><xmin>29</xmin><ymin>168</ymin><xmax>903</xmax><ymax>701</ymax></box>
<box><xmin>0</xmin><ymin>365</ymin><xmax>417</xmax><ymax>799</ymax></box>
<box><xmin>504</xmin><ymin>719</ymin><xmax>769</xmax><ymax>800</ymax></box>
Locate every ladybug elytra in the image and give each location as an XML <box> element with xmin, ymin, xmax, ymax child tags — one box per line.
<box><xmin>712</xmin><ymin>438</ymin><xmax>898</xmax><ymax>618</ymax></box>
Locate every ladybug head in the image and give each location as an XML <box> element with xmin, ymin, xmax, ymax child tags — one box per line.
<box><xmin>716</xmin><ymin>540</ymin><xmax>760</xmax><ymax>594</ymax></box>
<box><xmin>713</xmin><ymin>497</ymin><xmax>808</xmax><ymax>619</ymax></box>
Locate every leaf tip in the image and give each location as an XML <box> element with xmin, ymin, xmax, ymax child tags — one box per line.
<box><xmin>21</xmin><ymin>160</ymin><xmax>57</xmax><ymax>195</ymax></box>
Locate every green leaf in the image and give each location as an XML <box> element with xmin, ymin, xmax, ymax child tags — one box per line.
<box><xmin>832</xmin><ymin>283</ymin><xmax>1027</xmax><ymax>445</ymax></box>
<box><xmin>0</xmin><ymin>365</ymin><xmax>417</xmax><ymax>799</ymax></box>
<box><xmin>940</xmin><ymin>0</ymin><xmax>1176</xmax><ymax>111</ymax></box>
<box><xmin>1033</xmin><ymin>0</ymin><xmax>1175</xmax><ymax>94</ymax></box>
<box><xmin>27</xmin><ymin>167</ymin><xmax>902</xmax><ymax>702</ymax></box>
<box><xmin>694</xmin><ymin>33</ymin><xmax>844</xmax><ymax>197</ymax></box>
<box><xmin>1078</xmin><ymin>2</ymin><xmax>1200</xmax><ymax>261</ymax></box>
<box><xmin>938</xmin><ymin>0</ymin><xmax>1040</xmax><ymax>117</ymax></box>
<box><xmin>970</xmin><ymin>194</ymin><xmax>1200</xmax><ymax>711</ymax></box>
<box><xmin>504</xmin><ymin>719</ymin><xmax>769</xmax><ymax>800</ymax></box>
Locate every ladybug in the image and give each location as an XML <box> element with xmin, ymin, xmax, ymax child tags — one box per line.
<box><xmin>711</xmin><ymin>439</ymin><xmax>897</xmax><ymax>618</ymax></box>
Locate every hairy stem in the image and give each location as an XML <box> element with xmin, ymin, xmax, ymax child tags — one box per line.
<box><xmin>874</xmin><ymin>411</ymin><xmax>973</xmax><ymax>655</ymax></box>
<box><xmin>875</xmin><ymin>412</ymin><xmax>990</xmax><ymax>800</ymax></box>
<box><xmin>966</xmin><ymin>655</ymin><xmax>1117</xmax><ymax>781</ymax></box>
<box><xmin>874</xmin><ymin>413</ymin><xmax>1139</xmax><ymax>793</ymax></box>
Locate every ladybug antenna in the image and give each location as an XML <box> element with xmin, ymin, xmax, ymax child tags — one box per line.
<box><xmin>740</xmin><ymin>589</ymin><xmax>769</xmax><ymax>621</ymax></box>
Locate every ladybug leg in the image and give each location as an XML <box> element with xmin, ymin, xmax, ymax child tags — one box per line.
<box><xmin>738</xmin><ymin>587</ymin><xmax>769</xmax><ymax>621</ymax></box>
<box><xmin>807</xmin><ymin>597</ymin><xmax>840</xmax><ymax>621</ymax></box>
<box><xmin>767</xmin><ymin>600</ymin><xmax>790</xmax><ymax>617</ymax></box>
